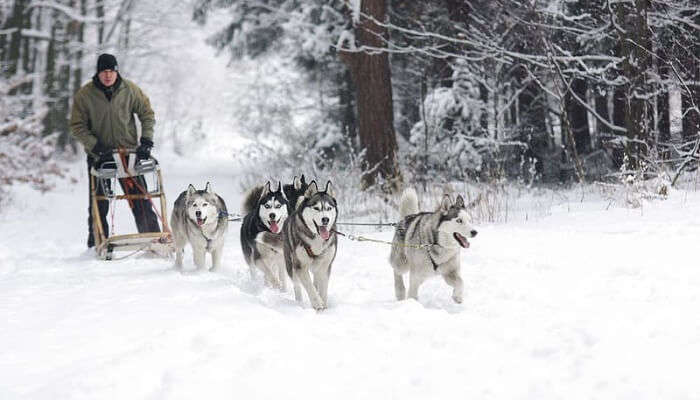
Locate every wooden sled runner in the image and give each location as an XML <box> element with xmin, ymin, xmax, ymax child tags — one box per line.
<box><xmin>90</xmin><ymin>150</ymin><xmax>173</xmax><ymax>260</ymax></box>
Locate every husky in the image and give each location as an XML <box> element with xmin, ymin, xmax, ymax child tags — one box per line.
<box><xmin>240</xmin><ymin>181</ymin><xmax>289</xmax><ymax>289</ymax></box>
<box><xmin>171</xmin><ymin>182</ymin><xmax>229</xmax><ymax>272</ymax></box>
<box><xmin>389</xmin><ymin>188</ymin><xmax>477</xmax><ymax>304</ymax></box>
<box><xmin>282</xmin><ymin>175</ymin><xmax>308</xmax><ymax>214</ymax></box>
<box><xmin>283</xmin><ymin>180</ymin><xmax>338</xmax><ymax>310</ymax></box>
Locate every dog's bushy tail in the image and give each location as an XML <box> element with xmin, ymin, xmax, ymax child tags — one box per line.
<box><xmin>242</xmin><ymin>185</ymin><xmax>264</xmax><ymax>214</ymax></box>
<box><xmin>399</xmin><ymin>187</ymin><xmax>419</xmax><ymax>218</ymax></box>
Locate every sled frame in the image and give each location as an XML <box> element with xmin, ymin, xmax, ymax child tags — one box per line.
<box><xmin>89</xmin><ymin>152</ymin><xmax>173</xmax><ymax>260</ymax></box>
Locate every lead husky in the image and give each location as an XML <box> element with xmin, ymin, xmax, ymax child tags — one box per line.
<box><xmin>389</xmin><ymin>188</ymin><xmax>477</xmax><ymax>304</ymax></box>
<box><xmin>240</xmin><ymin>181</ymin><xmax>289</xmax><ymax>289</ymax></box>
<box><xmin>171</xmin><ymin>182</ymin><xmax>228</xmax><ymax>272</ymax></box>
<box><xmin>283</xmin><ymin>180</ymin><xmax>338</xmax><ymax>310</ymax></box>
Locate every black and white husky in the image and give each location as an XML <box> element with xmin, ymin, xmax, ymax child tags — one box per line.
<box><xmin>282</xmin><ymin>175</ymin><xmax>308</xmax><ymax>214</ymax></box>
<box><xmin>389</xmin><ymin>188</ymin><xmax>477</xmax><ymax>304</ymax></box>
<box><xmin>283</xmin><ymin>180</ymin><xmax>338</xmax><ymax>310</ymax></box>
<box><xmin>171</xmin><ymin>182</ymin><xmax>229</xmax><ymax>272</ymax></box>
<box><xmin>240</xmin><ymin>181</ymin><xmax>289</xmax><ymax>289</ymax></box>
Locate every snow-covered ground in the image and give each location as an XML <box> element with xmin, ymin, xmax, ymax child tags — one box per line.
<box><xmin>1</xmin><ymin>156</ymin><xmax>699</xmax><ymax>400</ymax></box>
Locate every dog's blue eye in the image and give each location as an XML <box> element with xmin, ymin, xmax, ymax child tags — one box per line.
<box><xmin>265</xmin><ymin>204</ymin><xmax>271</xmax><ymax>209</ymax></box>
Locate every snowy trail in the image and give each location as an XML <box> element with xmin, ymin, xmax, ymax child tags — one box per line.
<box><xmin>1</xmin><ymin>158</ymin><xmax>700</xmax><ymax>399</ymax></box>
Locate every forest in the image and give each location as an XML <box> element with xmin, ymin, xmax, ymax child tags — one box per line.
<box><xmin>1</xmin><ymin>0</ymin><xmax>699</xmax><ymax>194</ymax></box>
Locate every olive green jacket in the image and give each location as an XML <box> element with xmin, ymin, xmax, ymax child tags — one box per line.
<box><xmin>70</xmin><ymin>77</ymin><xmax>155</xmax><ymax>157</ymax></box>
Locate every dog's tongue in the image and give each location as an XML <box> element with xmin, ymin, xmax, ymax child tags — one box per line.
<box><xmin>454</xmin><ymin>232</ymin><xmax>469</xmax><ymax>248</ymax></box>
<box><xmin>196</xmin><ymin>217</ymin><xmax>205</xmax><ymax>226</ymax></box>
<box><xmin>269</xmin><ymin>221</ymin><xmax>279</xmax><ymax>233</ymax></box>
<box><xmin>319</xmin><ymin>226</ymin><xmax>330</xmax><ymax>241</ymax></box>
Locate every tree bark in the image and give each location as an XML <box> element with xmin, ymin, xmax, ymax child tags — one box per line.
<box><xmin>656</xmin><ymin>49</ymin><xmax>671</xmax><ymax>159</ymax></box>
<box><xmin>617</xmin><ymin>0</ymin><xmax>652</xmax><ymax>169</ymax></box>
<box><xmin>681</xmin><ymin>56</ymin><xmax>699</xmax><ymax>143</ymax></box>
<box><xmin>4</xmin><ymin>0</ymin><xmax>28</xmax><ymax>78</ymax></box>
<box><xmin>340</xmin><ymin>0</ymin><xmax>401</xmax><ymax>191</ymax></box>
<box><xmin>565</xmin><ymin>77</ymin><xmax>591</xmax><ymax>154</ymax></box>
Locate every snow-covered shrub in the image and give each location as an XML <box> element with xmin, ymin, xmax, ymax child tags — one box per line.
<box><xmin>595</xmin><ymin>153</ymin><xmax>671</xmax><ymax>209</ymax></box>
<box><xmin>403</xmin><ymin>60</ymin><xmax>528</xmax><ymax>184</ymax></box>
<box><xmin>0</xmin><ymin>75</ymin><xmax>66</xmax><ymax>206</ymax></box>
<box><xmin>235</xmin><ymin>135</ymin><xmax>397</xmax><ymax>227</ymax></box>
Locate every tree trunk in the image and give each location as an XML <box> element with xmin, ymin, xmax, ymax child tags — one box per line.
<box><xmin>657</xmin><ymin>50</ymin><xmax>671</xmax><ymax>159</ymax></box>
<box><xmin>4</xmin><ymin>0</ymin><xmax>28</xmax><ymax>78</ymax></box>
<box><xmin>617</xmin><ymin>0</ymin><xmax>652</xmax><ymax>169</ymax></box>
<box><xmin>611</xmin><ymin>87</ymin><xmax>626</xmax><ymax>168</ymax></box>
<box><xmin>96</xmin><ymin>0</ymin><xmax>105</xmax><ymax>45</ymax></box>
<box><xmin>340</xmin><ymin>0</ymin><xmax>401</xmax><ymax>191</ymax></box>
<box><xmin>681</xmin><ymin>55</ymin><xmax>699</xmax><ymax>143</ymax></box>
<box><xmin>337</xmin><ymin>67</ymin><xmax>357</xmax><ymax>142</ymax></box>
<box><xmin>565</xmin><ymin>77</ymin><xmax>591</xmax><ymax>154</ymax></box>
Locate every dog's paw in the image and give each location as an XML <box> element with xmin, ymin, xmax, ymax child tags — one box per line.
<box><xmin>312</xmin><ymin>301</ymin><xmax>327</xmax><ymax>312</ymax></box>
<box><xmin>452</xmin><ymin>295</ymin><xmax>463</xmax><ymax>304</ymax></box>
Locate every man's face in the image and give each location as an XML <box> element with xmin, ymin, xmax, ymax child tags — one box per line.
<box><xmin>98</xmin><ymin>69</ymin><xmax>118</xmax><ymax>87</ymax></box>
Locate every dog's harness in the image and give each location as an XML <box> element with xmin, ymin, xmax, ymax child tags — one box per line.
<box><xmin>427</xmin><ymin>249</ymin><xmax>440</xmax><ymax>271</ymax></box>
<box><xmin>189</xmin><ymin>211</ymin><xmax>225</xmax><ymax>251</ymax></box>
<box><xmin>303</xmin><ymin>243</ymin><xmax>320</xmax><ymax>258</ymax></box>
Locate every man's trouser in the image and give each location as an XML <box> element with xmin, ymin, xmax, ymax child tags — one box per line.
<box><xmin>86</xmin><ymin>157</ymin><xmax>161</xmax><ymax>248</ymax></box>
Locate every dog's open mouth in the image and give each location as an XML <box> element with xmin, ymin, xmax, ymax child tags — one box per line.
<box><xmin>454</xmin><ymin>232</ymin><xmax>470</xmax><ymax>248</ymax></box>
<box><xmin>316</xmin><ymin>223</ymin><xmax>331</xmax><ymax>241</ymax></box>
<box><xmin>196</xmin><ymin>216</ymin><xmax>206</xmax><ymax>226</ymax></box>
<box><xmin>269</xmin><ymin>220</ymin><xmax>280</xmax><ymax>234</ymax></box>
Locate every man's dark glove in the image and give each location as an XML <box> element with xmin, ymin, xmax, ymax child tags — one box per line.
<box><xmin>91</xmin><ymin>141</ymin><xmax>110</xmax><ymax>157</ymax></box>
<box><xmin>136</xmin><ymin>137</ymin><xmax>153</xmax><ymax>160</ymax></box>
<box><xmin>91</xmin><ymin>142</ymin><xmax>113</xmax><ymax>168</ymax></box>
<box><xmin>94</xmin><ymin>152</ymin><xmax>115</xmax><ymax>168</ymax></box>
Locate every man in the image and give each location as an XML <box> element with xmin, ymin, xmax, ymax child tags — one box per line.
<box><xmin>70</xmin><ymin>53</ymin><xmax>161</xmax><ymax>248</ymax></box>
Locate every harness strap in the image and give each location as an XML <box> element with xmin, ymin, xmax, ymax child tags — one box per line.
<box><xmin>427</xmin><ymin>249</ymin><xmax>440</xmax><ymax>270</ymax></box>
<box><xmin>303</xmin><ymin>244</ymin><xmax>316</xmax><ymax>258</ymax></box>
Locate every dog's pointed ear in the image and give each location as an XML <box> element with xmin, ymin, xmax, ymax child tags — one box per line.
<box><xmin>301</xmin><ymin>174</ymin><xmax>306</xmax><ymax>184</ymax></box>
<box><xmin>455</xmin><ymin>194</ymin><xmax>465</xmax><ymax>208</ymax></box>
<box><xmin>293</xmin><ymin>176</ymin><xmax>303</xmax><ymax>190</ymax></box>
<box><xmin>187</xmin><ymin>184</ymin><xmax>196</xmax><ymax>198</ymax></box>
<box><xmin>276</xmin><ymin>181</ymin><xmax>282</xmax><ymax>193</ymax></box>
<box><xmin>440</xmin><ymin>194</ymin><xmax>453</xmax><ymax>213</ymax></box>
<box><xmin>261</xmin><ymin>181</ymin><xmax>271</xmax><ymax>199</ymax></box>
<box><xmin>304</xmin><ymin>180</ymin><xmax>318</xmax><ymax>198</ymax></box>
<box><xmin>205</xmin><ymin>182</ymin><xmax>212</xmax><ymax>194</ymax></box>
<box><xmin>324</xmin><ymin>181</ymin><xmax>335</xmax><ymax>198</ymax></box>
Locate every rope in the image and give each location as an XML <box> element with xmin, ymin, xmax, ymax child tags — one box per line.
<box><xmin>335</xmin><ymin>221</ymin><xmax>398</xmax><ymax>227</ymax></box>
<box><xmin>332</xmin><ymin>229</ymin><xmax>433</xmax><ymax>249</ymax></box>
<box><xmin>107</xmin><ymin>244</ymin><xmax>151</xmax><ymax>260</ymax></box>
<box><xmin>109</xmin><ymin>197</ymin><xmax>116</xmax><ymax>235</ymax></box>
<box><xmin>218</xmin><ymin>210</ymin><xmax>244</xmax><ymax>222</ymax></box>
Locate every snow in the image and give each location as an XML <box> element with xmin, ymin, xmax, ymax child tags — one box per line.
<box><xmin>1</xmin><ymin>156</ymin><xmax>700</xmax><ymax>399</ymax></box>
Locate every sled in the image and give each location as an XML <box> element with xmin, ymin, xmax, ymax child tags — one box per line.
<box><xmin>89</xmin><ymin>149</ymin><xmax>173</xmax><ymax>260</ymax></box>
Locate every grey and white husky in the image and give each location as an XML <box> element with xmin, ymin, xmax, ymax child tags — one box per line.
<box><xmin>283</xmin><ymin>180</ymin><xmax>338</xmax><ymax>310</ymax></box>
<box><xmin>389</xmin><ymin>188</ymin><xmax>477</xmax><ymax>304</ymax></box>
<box><xmin>240</xmin><ymin>181</ymin><xmax>289</xmax><ymax>289</ymax></box>
<box><xmin>171</xmin><ymin>182</ymin><xmax>229</xmax><ymax>272</ymax></box>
